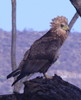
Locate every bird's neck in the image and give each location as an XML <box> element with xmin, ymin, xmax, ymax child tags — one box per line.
<box><xmin>51</xmin><ymin>28</ymin><xmax>68</xmax><ymax>40</ymax></box>
<box><xmin>50</xmin><ymin>29</ymin><xmax>68</xmax><ymax>46</ymax></box>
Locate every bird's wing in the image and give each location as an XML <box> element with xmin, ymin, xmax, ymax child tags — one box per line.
<box><xmin>18</xmin><ymin>49</ymin><xmax>30</xmax><ymax>69</ymax></box>
<box><xmin>28</xmin><ymin>36</ymin><xmax>60</xmax><ymax>62</ymax></box>
<box><xmin>7</xmin><ymin>31</ymin><xmax>60</xmax><ymax>85</ymax></box>
<box><xmin>12</xmin><ymin>59</ymin><xmax>50</xmax><ymax>86</ymax></box>
<box><xmin>11</xmin><ymin>36</ymin><xmax>60</xmax><ymax>85</ymax></box>
<box><xmin>7</xmin><ymin>49</ymin><xmax>30</xmax><ymax>79</ymax></box>
<box><xmin>18</xmin><ymin>36</ymin><xmax>59</xmax><ymax>72</ymax></box>
<box><xmin>20</xmin><ymin>59</ymin><xmax>50</xmax><ymax>74</ymax></box>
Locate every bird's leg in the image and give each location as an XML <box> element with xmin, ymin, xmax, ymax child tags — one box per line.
<box><xmin>43</xmin><ymin>73</ymin><xmax>53</xmax><ymax>79</ymax></box>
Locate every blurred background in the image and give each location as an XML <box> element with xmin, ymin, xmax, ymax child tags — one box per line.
<box><xmin>0</xmin><ymin>0</ymin><xmax>81</xmax><ymax>94</ymax></box>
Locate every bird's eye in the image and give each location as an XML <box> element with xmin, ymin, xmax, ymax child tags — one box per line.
<box><xmin>61</xmin><ymin>24</ymin><xmax>64</xmax><ymax>27</ymax></box>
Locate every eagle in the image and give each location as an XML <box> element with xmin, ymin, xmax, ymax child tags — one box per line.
<box><xmin>7</xmin><ymin>16</ymin><xmax>69</xmax><ymax>86</ymax></box>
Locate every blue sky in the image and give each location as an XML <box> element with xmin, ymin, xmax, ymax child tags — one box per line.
<box><xmin>0</xmin><ymin>0</ymin><xmax>81</xmax><ymax>32</ymax></box>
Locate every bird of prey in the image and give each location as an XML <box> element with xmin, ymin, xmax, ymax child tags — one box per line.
<box><xmin>7</xmin><ymin>16</ymin><xmax>69</xmax><ymax>86</ymax></box>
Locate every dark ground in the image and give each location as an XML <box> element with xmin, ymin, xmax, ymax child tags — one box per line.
<box><xmin>0</xmin><ymin>75</ymin><xmax>81</xmax><ymax>100</ymax></box>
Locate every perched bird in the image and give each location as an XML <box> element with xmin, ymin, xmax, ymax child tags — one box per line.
<box><xmin>7</xmin><ymin>16</ymin><xmax>69</xmax><ymax>86</ymax></box>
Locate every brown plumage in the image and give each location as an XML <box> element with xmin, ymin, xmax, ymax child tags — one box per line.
<box><xmin>7</xmin><ymin>16</ymin><xmax>69</xmax><ymax>86</ymax></box>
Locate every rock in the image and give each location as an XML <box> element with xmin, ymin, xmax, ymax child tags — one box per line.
<box><xmin>0</xmin><ymin>75</ymin><xmax>81</xmax><ymax>100</ymax></box>
<box><xmin>23</xmin><ymin>75</ymin><xmax>81</xmax><ymax>100</ymax></box>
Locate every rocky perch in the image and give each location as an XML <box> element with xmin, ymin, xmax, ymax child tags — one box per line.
<box><xmin>0</xmin><ymin>75</ymin><xmax>81</xmax><ymax>100</ymax></box>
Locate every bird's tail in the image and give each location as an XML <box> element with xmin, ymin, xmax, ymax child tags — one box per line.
<box><xmin>7</xmin><ymin>68</ymin><xmax>20</xmax><ymax>79</ymax></box>
<box><xmin>12</xmin><ymin>74</ymin><xmax>25</xmax><ymax>86</ymax></box>
<box><xmin>12</xmin><ymin>73</ymin><xmax>33</xmax><ymax>86</ymax></box>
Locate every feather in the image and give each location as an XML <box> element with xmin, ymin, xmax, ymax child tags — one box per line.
<box><xmin>7</xmin><ymin>69</ymin><xmax>20</xmax><ymax>79</ymax></box>
<box><xmin>7</xmin><ymin>16</ymin><xmax>69</xmax><ymax>85</ymax></box>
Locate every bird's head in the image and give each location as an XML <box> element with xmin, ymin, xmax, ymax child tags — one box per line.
<box><xmin>50</xmin><ymin>16</ymin><xmax>69</xmax><ymax>37</ymax></box>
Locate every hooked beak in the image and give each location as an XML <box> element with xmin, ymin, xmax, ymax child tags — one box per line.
<box><xmin>63</xmin><ymin>25</ymin><xmax>69</xmax><ymax>31</ymax></box>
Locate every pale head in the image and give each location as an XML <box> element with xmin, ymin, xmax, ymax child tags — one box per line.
<box><xmin>50</xmin><ymin>16</ymin><xmax>69</xmax><ymax>37</ymax></box>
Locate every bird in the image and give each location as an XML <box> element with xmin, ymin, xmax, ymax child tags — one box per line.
<box><xmin>7</xmin><ymin>16</ymin><xmax>69</xmax><ymax>86</ymax></box>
